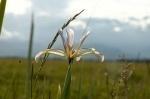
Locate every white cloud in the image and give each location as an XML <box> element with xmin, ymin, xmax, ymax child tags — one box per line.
<box><xmin>66</xmin><ymin>0</ymin><xmax>150</xmax><ymax>29</ymax></box>
<box><xmin>69</xmin><ymin>20</ymin><xmax>87</xmax><ymax>29</ymax></box>
<box><xmin>127</xmin><ymin>17</ymin><xmax>150</xmax><ymax>30</ymax></box>
<box><xmin>36</xmin><ymin>11</ymin><xmax>51</xmax><ymax>18</ymax></box>
<box><xmin>113</xmin><ymin>26</ymin><xmax>121</xmax><ymax>32</ymax></box>
<box><xmin>5</xmin><ymin>0</ymin><xmax>32</xmax><ymax>15</ymax></box>
<box><xmin>0</xmin><ymin>29</ymin><xmax>24</xmax><ymax>40</ymax></box>
<box><xmin>67</xmin><ymin>0</ymin><xmax>150</xmax><ymax>20</ymax></box>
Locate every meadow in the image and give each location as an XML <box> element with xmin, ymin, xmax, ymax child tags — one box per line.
<box><xmin>0</xmin><ymin>58</ymin><xmax>150</xmax><ymax>99</ymax></box>
<box><xmin>1</xmin><ymin>0</ymin><xmax>150</xmax><ymax>99</ymax></box>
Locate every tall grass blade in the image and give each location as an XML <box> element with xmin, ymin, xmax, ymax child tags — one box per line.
<box><xmin>27</xmin><ymin>13</ymin><xmax>34</xmax><ymax>99</ymax></box>
<box><xmin>0</xmin><ymin>0</ymin><xmax>7</xmax><ymax>34</ymax></box>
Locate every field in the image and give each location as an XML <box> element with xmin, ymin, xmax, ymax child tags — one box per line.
<box><xmin>0</xmin><ymin>58</ymin><xmax>150</xmax><ymax>99</ymax></box>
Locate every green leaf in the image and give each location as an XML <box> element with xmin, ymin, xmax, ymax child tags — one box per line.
<box><xmin>0</xmin><ymin>0</ymin><xmax>7</xmax><ymax>34</ymax></box>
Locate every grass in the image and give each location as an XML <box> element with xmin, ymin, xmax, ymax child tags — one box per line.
<box><xmin>0</xmin><ymin>0</ymin><xmax>7</xmax><ymax>34</ymax></box>
<box><xmin>27</xmin><ymin>13</ymin><xmax>34</xmax><ymax>99</ymax></box>
<box><xmin>0</xmin><ymin>58</ymin><xmax>150</xmax><ymax>99</ymax></box>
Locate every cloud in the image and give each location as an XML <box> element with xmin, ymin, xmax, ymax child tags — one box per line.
<box><xmin>113</xmin><ymin>26</ymin><xmax>121</xmax><ymax>32</ymax></box>
<box><xmin>2</xmin><ymin>13</ymin><xmax>31</xmax><ymax>41</ymax></box>
<box><xmin>5</xmin><ymin>0</ymin><xmax>32</xmax><ymax>15</ymax></box>
<box><xmin>33</xmin><ymin>0</ymin><xmax>69</xmax><ymax>17</ymax></box>
<box><xmin>69</xmin><ymin>20</ymin><xmax>87</xmax><ymax>29</ymax></box>
<box><xmin>67</xmin><ymin>0</ymin><xmax>150</xmax><ymax>20</ymax></box>
<box><xmin>0</xmin><ymin>29</ymin><xmax>23</xmax><ymax>40</ymax></box>
<box><xmin>84</xmin><ymin>18</ymin><xmax>150</xmax><ymax>52</ymax></box>
<box><xmin>127</xmin><ymin>16</ymin><xmax>150</xmax><ymax>30</ymax></box>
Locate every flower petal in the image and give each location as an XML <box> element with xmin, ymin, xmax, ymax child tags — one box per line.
<box><xmin>59</xmin><ymin>29</ymin><xmax>70</xmax><ymax>56</ymax></box>
<box><xmin>76</xmin><ymin>56</ymin><xmax>81</xmax><ymax>61</ymax></box>
<box><xmin>59</xmin><ymin>29</ymin><xmax>66</xmax><ymax>48</ymax></box>
<box><xmin>35</xmin><ymin>49</ymin><xmax>65</xmax><ymax>63</ymax></box>
<box><xmin>66</xmin><ymin>28</ymin><xmax>74</xmax><ymax>48</ymax></box>
<box><xmin>75</xmin><ymin>48</ymin><xmax>104</xmax><ymax>62</ymax></box>
<box><xmin>79</xmin><ymin>31</ymin><xmax>90</xmax><ymax>48</ymax></box>
<box><xmin>73</xmin><ymin>31</ymin><xmax>90</xmax><ymax>57</ymax></box>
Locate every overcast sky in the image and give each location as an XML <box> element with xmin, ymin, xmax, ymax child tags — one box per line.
<box><xmin>0</xmin><ymin>0</ymin><xmax>150</xmax><ymax>59</ymax></box>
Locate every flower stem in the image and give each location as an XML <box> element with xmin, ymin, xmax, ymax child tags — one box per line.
<box><xmin>61</xmin><ymin>62</ymin><xmax>73</xmax><ymax>99</ymax></box>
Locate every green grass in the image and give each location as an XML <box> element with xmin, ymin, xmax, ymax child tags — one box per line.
<box><xmin>0</xmin><ymin>58</ymin><xmax>150</xmax><ymax>99</ymax></box>
<box><xmin>0</xmin><ymin>0</ymin><xmax>7</xmax><ymax>34</ymax></box>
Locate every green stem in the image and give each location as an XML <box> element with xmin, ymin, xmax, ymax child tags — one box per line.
<box><xmin>61</xmin><ymin>63</ymin><xmax>72</xmax><ymax>99</ymax></box>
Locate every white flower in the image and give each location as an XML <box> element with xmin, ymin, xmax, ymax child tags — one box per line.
<box><xmin>35</xmin><ymin>28</ymin><xmax>104</xmax><ymax>63</ymax></box>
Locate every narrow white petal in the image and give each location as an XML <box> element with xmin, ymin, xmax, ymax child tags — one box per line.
<box><xmin>73</xmin><ymin>31</ymin><xmax>90</xmax><ymax>56</ymax></box>
<box><xmin>79</xmin><ymin>31</ymin><xmax>90</xmax><ymax>48</ymax></box>
<box><xmin>35</xmin><ymin>49</ymin><xmax>65</xmax><ymax>63</ymax></box>
<box><xmin>101</xmin><ymin>55</ymin><xmax>104</xmax><ymax>62</ymax></box>
<box><xmin>35</xmin><ymin>50</ymin><xmax>47</xmax><ymax>63</ymax></box>
<box><xmin>76</xmin><ymin>56</ymin><xmax>81</xmax><ymax>61</ymax></box>
<box><xmin>59</xmin><ymin>29</ymin><xmax>66</xmax><ymax>48</ymax></box>
<box><xmin>92</xmin><ymin>50</ymin><xmax>104</xmax><ymax>62</ymax></box>
<box><xmin>76</xmin><ymin>48</ymin><xmax>104</xmax><ymax>62</ymax></box>
<box><xmin>66</xmin><ymin>28</ymin><xmax>74</xmax><ymax>48</ymax></box>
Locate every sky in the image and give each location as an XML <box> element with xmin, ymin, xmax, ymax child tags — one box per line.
<box><xmin>0</xmin><ymin>0</ymin><xmax>150</xmax><ymax>60</ymax></box>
